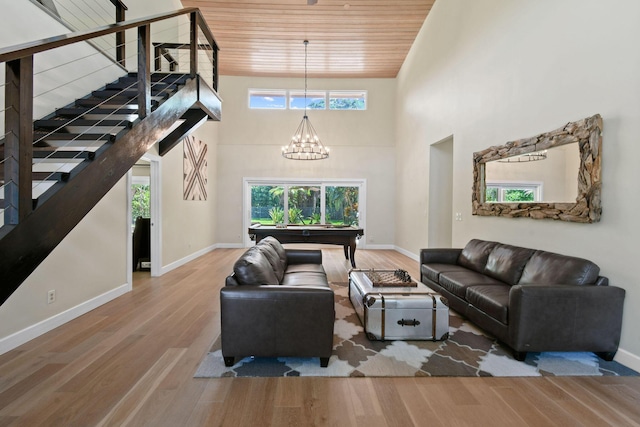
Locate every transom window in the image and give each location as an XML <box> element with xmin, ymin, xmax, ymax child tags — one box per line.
<box><xmin>289</xmin><ymin>90</ymin><xmax>326</xmax><ymax>109</ymax></box>
<box><xmin>249</xmin><ymin>89</ymin><xmax>367</xmax><ymax>110</ymax></box>
<box><xmin>249</xmin><ymin>89</ymin><xmax>287</xmax><ymax>109</ymax></box>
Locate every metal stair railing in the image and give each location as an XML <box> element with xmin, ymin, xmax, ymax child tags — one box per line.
<box><xmin>0</xmin><ymin>7</ymin><xmax>219</xmax><ymax>227</ymax></box>
<box><xmin>33</xmin><ymin>0</ymin><xmax>128</xmax><ymax>65</ymax></box>
<box><xmin>0</xmin><ymin>7</ymin><xmax>220</xmax><ymax>305</ymax></box>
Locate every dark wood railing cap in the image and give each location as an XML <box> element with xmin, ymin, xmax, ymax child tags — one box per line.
<box><xmin>0</xmin><ymin>8</ymin><xmax>217</xmax><ymax>63</ymax></box>
<box><xmin>110</xmin><ymin>0</ymin><xmax>128</xmax><ymax>10</ymax></box>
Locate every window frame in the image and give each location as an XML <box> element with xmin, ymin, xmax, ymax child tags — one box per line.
<box><xmin>485</xmin><ymin>181</ymin><xmax>543</xmax><ymax>203</ymax></box>
<box><xmin>248</xmin><ymin>89</ymin><xmax>287</xmax><ymax>109</ymax></box>
<box><xmin>328</xmin><ymin>90</ymin><xmax>367</xmax><ymax>110</ymax></box>
<box><xmin>289</xmin><ymin>90</ymin><xmax>327</xmax><ymax>110</ymax></box>
<box><xmin>248</xmin><ymin>89</ymin><xmax>367</xmax><ymax>110</ymax></box>
<box><xmin>243</xmin><ymin>178</ymin><xmax>366</xmax><ymax>247</ymax></box>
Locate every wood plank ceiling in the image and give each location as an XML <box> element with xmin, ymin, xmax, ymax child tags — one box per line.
<box><xmin>181</xmin><ymin>0</ymin><xmax>436</xmax><ymax>78</ymax></box>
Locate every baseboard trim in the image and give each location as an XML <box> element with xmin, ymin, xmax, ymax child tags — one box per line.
<box><xmin>613</xmin><ymin>347</ymin><xmax>640</xmax><ymax>372</ymax></box>
<box><xmin>159</xmin><ymin>244</ymin><xmax>218</xmax><ymax>275</ymax></box>
<box><xmin>0</xmin><ymin>283</ymin><xmax>131</xmax><ymax>356</ymax></box>
<box><xmin>363</xmin><ymin>244</ymin><xmax>395</xmax><ymax>250</ymax></box>
<box><xmin>393</xmin><ymin>245</ymin><xmax>419</xmax><ymax>262</ymax></box>
<box><xmin>215</xmin><ymin>243</ymin><xmax>245</xmax><ymax>249</ymax></box>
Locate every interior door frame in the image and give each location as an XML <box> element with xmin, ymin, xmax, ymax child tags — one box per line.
<box><xmin>126</xmin><ymin>153</ymin><xmax>162</xmax><ymax>284</ymax></box>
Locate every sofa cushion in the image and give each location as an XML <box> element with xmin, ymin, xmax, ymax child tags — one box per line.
<box><xmin>256</xmin><ymin>242</ymin><xmax>285</xmax><ymax>282</ymax></box>
<box><xmin>281</xmin><ymin>272</ymin><xmax>329</xmax><ymax>287</ymax></box>
<box><xmin>438</xmin><ymin>270</ymin><xmax>505</xmax><ymax>299</ymax></box>
<box><xmin>421</xmin><ymin>263</ymin><xmax>472</xmax><ymax>284</ymax></box>
<box><xmin>466</xmin><ymin>285</ymin><xmax>511</xmax><ymax>325</ymax></box>
<box><xmin>457</xmin><ymin>239</ymin><xmax>498</xmax><ymax>273</ymax></box>
<box><xmin>284</xmin><ymin>263</ymin><xmax>326</xmax><ymax>274</ymax></box>
<box><xmin>519</xmin><ymin>250</ymin><xmax>600</xmax><ymax>286</ymax></box>
<box><xmin>484</xmin><ymin>244</ymin><xmax>535</xmax><ymax>286</ymax></box>
<box><xmin>259</xmin><ymin>236</ymin><xmax>287</xmax><ymax>271</ymax></box>
<box><xmin>233</xmin><ymin>246</ymin><xmax>280</xmax><ymax>286</ymax></box>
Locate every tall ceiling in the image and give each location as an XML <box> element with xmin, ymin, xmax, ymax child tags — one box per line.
<box><xmin>181</xmin><ymin>0</ymin><xmax>436</xmax><ymax>78</ymax></box>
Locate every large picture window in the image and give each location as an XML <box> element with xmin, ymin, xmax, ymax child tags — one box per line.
<box><xmin>244</xmin><ymin>179</ymin><xmax>365</xmax><ymax>245</ymax></box>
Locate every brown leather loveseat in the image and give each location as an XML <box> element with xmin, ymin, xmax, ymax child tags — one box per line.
<box><xmin>220</xmin><ymin>236</ymin><xmax>335</xmax><ymax>367</ymax></box>
<box><xmin>420</xmin><ymin>239</ymin><xmax>625</xmax><ymax>361</ymax></box>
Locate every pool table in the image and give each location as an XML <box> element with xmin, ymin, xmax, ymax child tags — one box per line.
<box><xmin>248</xmin><ymin>225</ymin><xmax>364</xmax><ymax>268</ymax></box>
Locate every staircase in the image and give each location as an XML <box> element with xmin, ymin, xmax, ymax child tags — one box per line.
<box><xmin>1</xmin><ymin>72</ymin><xmax>190</xmax><ymax>212</ymax></box>
<box><xmin>0</xmin><ymin>7</ymin><xmax>221</xmax><ymax>305</ymax></box>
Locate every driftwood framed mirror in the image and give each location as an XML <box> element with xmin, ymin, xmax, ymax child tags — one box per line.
<box><xmin>472</xmin><ymin>114</ymin><xmax>602</xmax><ymax>223</ymax></box>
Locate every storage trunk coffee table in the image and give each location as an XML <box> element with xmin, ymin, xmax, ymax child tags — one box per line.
<box><xmin>349</xmin><ymin>269</ymin><xmax>450</xmax><ymax>341</ymax></box>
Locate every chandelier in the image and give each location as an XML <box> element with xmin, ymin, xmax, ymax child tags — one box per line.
<box><xmin>498</xmin><ymin>150</ymin><xmax>547</xmax><ymax>163</ymax></box>
<box><xmin>282</xmin><ymin>40</ymin><xmax>329</xmax><ymax>160</ymax></box>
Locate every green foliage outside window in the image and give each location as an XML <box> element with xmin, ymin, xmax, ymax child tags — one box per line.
<box><xmin>504</xmin><ymin>189</ymin><xmax>534</xmax><ymax>202</ymax></box>
<box><xmin>485</xmin><ymin>187</ymin><xmax>498</xmax><ymax>202</ymax></box>
<box><xmin>132</xmin><ymin>184</ymin><xmax>150</xmax><ymax>224</ymax></box>
<box><xmin>486</xmin><ymin>186</ymin><xmax>535</xmax><ymax>203</ymax></box>
<box><xmin>326</xmin><ymin>186</ymin><xmax>359</xmax><ymax>225</ymax></box>
<box><xmin>329</xmin><ymin>98</ymin><xmax>365</xmax><ymax>110</ymax></box>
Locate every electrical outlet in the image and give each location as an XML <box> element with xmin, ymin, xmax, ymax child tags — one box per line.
<box><xmin>455</xmin><ymin>213</ymin><xmax>463</xmax><ymax>221</ymax></box>
<box><xmin>47</xmin><ymin>290</ymin><xmax>56</xmax><ymax>304</ymax></box>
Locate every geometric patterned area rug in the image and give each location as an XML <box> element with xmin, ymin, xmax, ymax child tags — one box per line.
<box><xmin>195</xmin><ymin>283</ymin><xmax>639</xmax><ymax>378</ymax></box>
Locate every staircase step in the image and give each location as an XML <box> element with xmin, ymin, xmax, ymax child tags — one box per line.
<box><xmin>75</xmin><ymin>98</ymin><xmax>159</xmax><ymax>108</ymax></box>
<box><xmin>34</xmin><ymin>132</ymin><xmax>117</xmax><ymax>143</ymax></box>
<box><xmin>33</xmin><ymin>160</ymin><xmax>84</xmax><ymax>173</ymax></box>
<box><xmin>35</xmin><ymin>140</ymin><xmax>107</xmax><ymax>149</ymax></box>
<box><xmin>0</xmin><ymin>170</ymin><xmax>69</xmax><ymax>182</ymax></box>
<box><xmin>0</xmin><ymin>147</ymin><xmax>95</xmax><ymax>160</ymax></box>
<box><xmin>56</xmin><ymin>107</ymin><xmax>139</xmax><ymax>118</ymax></box>
<box><xmin>0</xmin><ymin>181</ymin><xmax>57</xmax><ymax>210</ymax></box>
<box><xmin>124</xmin><ymin>72</ymin><xmax>190</xmax><ymax>84</ymax></box>
<box><xmin>91</xmin><ymin>90</ymin><xmax>169</xmax><ymax>100</ymax></box>
<box><xmin>34</xmin><ymin>118</ymin><xmax>134</xmax><ymax>129</ymax></box>
<box><xmin>107</xmin><ymin>80</ymin><xmax>184</xmax><ymax>91</ymax></box>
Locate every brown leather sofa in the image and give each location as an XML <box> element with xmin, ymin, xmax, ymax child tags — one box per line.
<box><xmin>420</xmin><ymin>239</ymin><xmax>625</xmax><ymax>361</ymax></box>
<box><xmin>220</xmin><ymin>236</ymin><xmax>335</xmax><ymax>367</ymax></box>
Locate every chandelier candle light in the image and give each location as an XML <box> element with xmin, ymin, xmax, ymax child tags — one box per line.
<box><xmin>282</xmin><ymin>40</ymin><xmax>329</xmax><ymax>160</ymax></box>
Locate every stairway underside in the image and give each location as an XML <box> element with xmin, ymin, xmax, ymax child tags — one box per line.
<box><xmin>0</xmin><ymin>73</ymin><xmax>221</xmax><ymax>305</ymax></box>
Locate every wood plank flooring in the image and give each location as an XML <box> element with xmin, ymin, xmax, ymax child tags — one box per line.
<box><xmin>0</xmin><ymin>248</ymin><xmax>639</xmax><ymax>426</ymax></box>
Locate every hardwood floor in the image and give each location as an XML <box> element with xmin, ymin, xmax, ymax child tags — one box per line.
<box><xmin>0</xmin><ymin>248</ymin><xmax>639</xmax><ymax>426</ymax></box>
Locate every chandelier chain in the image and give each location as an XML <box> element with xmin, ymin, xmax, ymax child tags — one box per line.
<box><xmin>304</xmin><ymin>40</ymin><xmax>308</xmax><ymax>116</ymax></box>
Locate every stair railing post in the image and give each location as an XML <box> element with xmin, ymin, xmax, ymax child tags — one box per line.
<box><xmin>115</xmin><ymin>2</ymin><xmax>126</xmax><ymax>67</ymax></box>
<box><xmin>4</xmin><ymin>57</ymin><xmax>34</xmax><ymax>225</ymax></box>
<box><xmin>212</xmin><ymin>42</ymin><xmax>218</xmax><ymax>92</ymax></box>
<box><xmin>190</xmin><ymin>11</ymin><xmax>198</xmax><ymax>78</ymax></box>
<box><xmin>138</xmin><ymin>24</ymin><xmax>151</xmax><ymax>118</ymax></box>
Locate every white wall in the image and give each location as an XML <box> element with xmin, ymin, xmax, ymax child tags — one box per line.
<box><xmin>396</xmin><ymin>0</ymin><xmax>640</xmax><ymax>362</ymax></box>
<box><xmin>161</xmin><ymin>121</ymin><xmax>218</xmax><ymax>267</ymax></box>
<box><xmin>215</xmin><ymin>75</ymin><xmax>396</xmax><ymax>247</ymax></box>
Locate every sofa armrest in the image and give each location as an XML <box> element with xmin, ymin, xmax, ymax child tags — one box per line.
<box><xmin>220</xmin><ymin>285</ymin><xmax>335</xmax><ymax>358</ymax></box>
<box><xmin>225</xmin><ymin>273</ymin><xmax>240</xmax><ymax>286</ymax></box>
<box><xmin>420</xmin><ymin>248</ymin><xmax>462</xmax><ymax>265</ymax></box>
<box><xmin>508</xmin><ymin>284</ymin><xmax>625</xmax><ymax>352</ymax></box>
<box><xmin>285</xmin><ymin>249</ymin><xmax>323</xmax><ymax>265</ymax></box>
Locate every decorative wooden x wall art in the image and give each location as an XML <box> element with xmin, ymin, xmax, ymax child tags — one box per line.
<box><xmin>183</xmin><ymin>135</ymin><xmax>208</xmax><ymax>201</ymax></box>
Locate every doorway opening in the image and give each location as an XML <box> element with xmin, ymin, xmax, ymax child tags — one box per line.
<box><xmin>127</xmin><ymin>155</ymin><xmax>162</xmax><ymax>288</ymax></box>
<box><xmin>428</xmin><ymin>136</ymin><xmax>454</xmax><ymax>248</ymax></box>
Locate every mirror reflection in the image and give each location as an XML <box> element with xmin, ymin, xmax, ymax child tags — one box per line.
<box><xmin>484</xmin><ymin>143</ymin><xmax>580</xmax><ymax>203</ymax></box>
